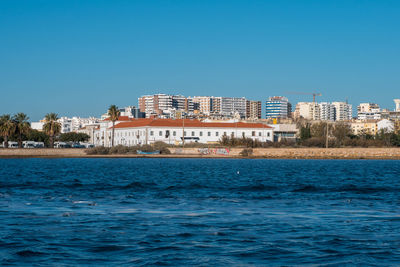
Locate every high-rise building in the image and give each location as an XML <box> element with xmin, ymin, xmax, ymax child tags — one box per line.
<box><xmin>172</xmin><ymin>95</ymin><xmax>186</xmax><ymax>111</ymax></box>
<box><xmin>357</xmin><ymin>103</ymin><xmax>380</xmax><ymax>113</ymax></box>
<box><xmin>357</xmin><ymin>103</ymin><xmax>381</xmax><ymax>120</ymax></box>
<box><xmin>218</xmin><ymin>97</ymin><xmax>247</xmax><ymax>118</ymax></box>
<box><xmin>190</xmin><ymin>96</ymin><xmax>213</xmax><ymax>115</ymax></box>
<box><xmin>138</xmin><ymin>95</ymin><xmax>155</xmax><ymax>117</ymax></box>
<box><xmin>265</xmin><ymin>96</ymin><xmax>292</xmax><ymax>119</ymax></box>
<box><xmin>332</xmin><ymin>102</ymin><xmax>352</xmax><ymax>121</ymax></box>
<box><xmin>246</xmin><ymin>100</ymin><xmax>262</xmax><ymax>119</ymax></box>
<box><xmin>294</xmin><ymin>102</ymin><xmax>321</xmax><ymax>120</ymax></box>
<box><xmin>210</xmin><ymin>97</ymin><xmax>221</xmax><ymax>114</ymax></box>
<box><xmin>138</xmin><ymin>94</ymin><xmax>193</xmax><ymax>118</ymax></box>
<box><xmin>319</xmin><ymin>102</ymin><xmax>335</xmax><ymax>121</ymax></box>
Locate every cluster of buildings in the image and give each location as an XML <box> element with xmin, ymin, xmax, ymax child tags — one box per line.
<box><xmin>293</xmin><ymin>101</ymin><xmax>353</xmax><ymax>121</ymax></box>
<box><xmin>31</xmin><ymin>117</ymin><xmax>100</xmax><ymax>133</ymax></box>
<box><xmin>138</xmin><ymin>94</ymin><xmax>261</xmax><ymax>120</ymax></box>
<box><xmin>30</xmin><ymin>93</ymin><xmax>400</xmax><ymax>146</ymax></box>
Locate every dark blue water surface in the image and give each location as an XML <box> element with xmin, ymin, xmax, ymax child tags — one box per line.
<box><xmin>1</xmin><ymin>159</ymin><xmax>400</xmax><ymax>266</ymax></box>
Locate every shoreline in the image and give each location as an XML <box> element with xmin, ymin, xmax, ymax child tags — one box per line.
<box><xmin>1</xmin><ymin>148</ymin><xmax>400</xmax><ymax>160</ymax></box>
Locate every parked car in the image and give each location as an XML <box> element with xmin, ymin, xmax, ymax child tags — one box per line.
<box><xmin>81</xmin><ymin>143</ymin><xmax>94</xmax><ymax>148</ymax></box>
<box><xmin>54</xmin><ymin>142</ymin><xmax>71</xmax><ymax>148</ymax></box>
<box><xmin>2</xmin><ymin>141</ymin><xmax>19</xmax><ymax>148</ymax></box>
<box><xmin>34</xmin><ymin>142</ymin><xmax>45</xmax><ymax>148</ymax></box>
<box><xmin>72</xmin><ymin>143</ymin><xmax>85</xmax><ymax>148</ymax></box>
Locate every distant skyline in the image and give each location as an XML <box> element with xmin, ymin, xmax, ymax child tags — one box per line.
<box><xmin>1</xmin><ymin>0</ymin><xmax>399</xmax><ymax>121</ymax></box>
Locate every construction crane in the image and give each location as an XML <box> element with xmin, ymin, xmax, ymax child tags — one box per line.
<box><xmin>285</xmin><ymin>91</ymin><xmax>322</xmax><ymax>103</ymax></box>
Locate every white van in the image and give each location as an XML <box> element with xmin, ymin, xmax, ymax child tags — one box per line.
<box><xmin>81</xmin><ymin>143</ymin><xmax>94</xmax><ymax>148</ymax></box>
<box><xmin>23</xmin><ymin>141</ymin><xmax>36</xmax><ymax>148</ymax></box>
<box><xmin>34</xmin><ymin>142</ymin><xmax>45</xmax><ymax>148</ymax></box>
<box><xmin>7</xmin><ymin>141</ymin><xmax>19</xmax><ymax>148</ymax></box>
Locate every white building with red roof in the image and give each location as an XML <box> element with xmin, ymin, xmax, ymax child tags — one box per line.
<box><xmin>94</xmin><ymin>118</ymin><xmax>273</xmax><ymax>147</ymax></box>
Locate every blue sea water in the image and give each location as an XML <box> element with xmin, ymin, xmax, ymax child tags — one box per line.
<box><xmin>1</xmin><ymin>158</ymin><xmax>400</xmax><ymax>266</ymax></box>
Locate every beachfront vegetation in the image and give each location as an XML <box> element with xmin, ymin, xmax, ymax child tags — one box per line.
<box><xmin>0</xmin><ymin>114</ymin><xmax>16</xmax><ymax>148</ymax></box>
<box><xmin>85</xmin><ymin>144</ymin><xmax>171</xmax><ymax>155</ymax></box>
<box><xmin>13</xmin><ymin>113</ymin><xmax>31</xmax><ymax>148</ymax></box>
<box><xmin>297</xmin><ymin>122</ymin><xmax>400</xmax><ymax>148</ymax></box>
<box><xmin>107</xmin><ymin>105</ymin><xmax>120</xmax><ymax>147</ymax></box>
<box><xmin>59</xmin><ymin>132</ymin><xmax>90</xmax><ymax>143</ymax></box>
<box><xmin>43</xmin><ymin>113</ymin><xmax>61</xmax><ymax>148</ymax></box>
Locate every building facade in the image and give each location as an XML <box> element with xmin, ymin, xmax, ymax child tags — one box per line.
<box><xmin>351</xmin><ymin>121</ymin><xmax>378</xmax><ymax>135</ymax></box>
<box><xmin>318</xmin><ymin>102</ymin><xmax>335</xmax><ymax>121</ymax></box>
<box><xmin>332</xmin><ymin>102</ymin><xmax>353</xmax><ymax>121</ymax></box>
<box><xmin>93</xmin><ymin>119</ymin><xmax>274</xmax><ymax>147</ymax></box>
<box><xmin>357</xmin><ymin>103</ymin><xmax>381</xmax><ymax>120</ymax></box>
<box><xmin>138</xmin><ymin>94</ymin><xmax>194</xmax><ymax>118</ymax></box>
<box><xmin>246</xmin><ymin>100</ymin><xmax>262</xmax><ymax>119</ymax></box>
<box><xmin>31</xmin><ymin>117</ymin><xmax>100</xmax><ymax>133</ymax></box>
<box><xmin>265</xmin><ymin>96</ymin><xmax>291</xmax><ymax>119</ymax></box>
<box><xmin>294</xmin><ymin>102</ymin><xmax>321</xmax><ymax>120</ymax></box>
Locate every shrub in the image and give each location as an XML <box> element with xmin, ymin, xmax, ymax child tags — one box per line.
<box><xmin>160</xmin><ymin>147</ymin><xmax>171</xmax><ymax>154</ymax></box>
<box><xmin>153</xmin><ymin>141</ymin><xmax>169</xmax><ymax>151</ymax></box>
<box><xmin>85</xmin><ymin>146</ymin><xmax>110</xmax><ymax>155</ymax></box>
<box><xmin>300</xmin><ymin>137</ymin><xmax>325</xmax><ymax>147</ymax></box>
<box><xmin>239</xmin><ymin>148</ymin><xmax>253</xmax><ymax>157</ymax></box>
<box><xmin>110</xmin><ymin>145</ymin><xmax>129</xmax><ymax>154</ymax></box>
<box><xmin>139</xmin><ymin>144</ymin><xmax>154</xmax><ymax>152</ymax></box>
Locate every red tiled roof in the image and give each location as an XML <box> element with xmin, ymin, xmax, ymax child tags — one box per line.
<box><xmin>111</xmin><ymin>119</ymin><xmax>272</xmax><ymax>129</ymax></box>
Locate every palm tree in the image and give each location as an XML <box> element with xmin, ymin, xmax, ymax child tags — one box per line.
<box><xmin>0</xmin><ymin>114</ymin><xmax>16</xmax><ymax>148</ymax></box>
<box><xmin>108</xmin><ymin>105</ymin><xmax>120</xmax><ymax>147</ymax></box>
<box><xmin>13</xmin><ymin>113</ymin><xmax>30</xmax><ymax>148</ymax></box>
<box><xmin>43</xmin><ymin>113</ymin><xmax>61</xmax><ymax>148</ymax></box>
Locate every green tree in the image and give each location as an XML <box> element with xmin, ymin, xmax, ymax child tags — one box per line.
<box><xmin>332</xmin><ymin>122</ymin><xmax>352</xmax><ymax>146</ymax></box>
<box><xmin>108</xmin><ymin>105</ymin><xmax>120</xmax><ymax>147</ymax></box>
<box><xmin>26</xmin><ymin>129</ymin><xmax>49</xmax><ymax>146</ymax></box>
<box><xmin>299</xmin><ymin>123</ymin><xmax>311</xmax><ymax>141</ymax></box>
<box><xmin>0</xmin><ymin>114</ymin><xmax>16</xmax><ymax>148</ymax></box>
<box><xmin>310</xmin><ymin>122</ymin><xmax>328</xmax><ymax>138</ymax></box>
<box><xmin>59</xmin><ymin>132</ymin><xmax>90</xmax><ymax>142</ymax></box>
<box><xmin>43</xmin><ymin>113</ymin><xmax>61</xmax><ymax>148</ymax></box>
<box><xmin>13</xmin><ymin>113</ymin><xmax>30</xmax><ymax>148</ymax></box>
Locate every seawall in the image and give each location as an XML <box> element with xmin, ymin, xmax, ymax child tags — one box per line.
<box><xmin>1</xmin><ymin>147</ymin><xmax>400</xmax><ymax>159</ymax></box>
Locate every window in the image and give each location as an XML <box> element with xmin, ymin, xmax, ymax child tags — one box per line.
<box><xmin>184</xmin><ymin>131</ymin><xmax>187</xmax><ymax>136</ymax></box>
<box><xmin>242</xmin><ymin>132</ymin><xmax>245</xmax><ymax>138</ymax></box>
<box><xmin>159</xmin><ymin>131</ymin><xmax>162</xmax><ymax>136</ymax></box>
<box><xmin>150</xmin><ymin>131</ymin><xmax>154</xmax><ymax>136</ymax></box>
<box><xmin>216</xmin><ymin>132</ymin><xmax>219</xmax><ymax>136</ymax></box>
<box><xmin>267</xmin><ymin>132</ymin><xmax>270</xmax><ymax>137</ymax></box>
<box><xmin>252</xmin><ymin>131</ymin><xmax>255</xmax><ymax>136</ymax></box>
<box><xmin>231</xmin><ymin>132</ymin><xmax>234</xmax><ymax>137</ymax></box>
<box><xmin>200</xmin><ymin>132</ymin><xmax>203</xmax><ymax>136</ymax></box>
<box><xmin>173</xmin><ymin>131</ymin><xmax>176</xmax><ymax>136</ymax></box>
<box><xmin>259</xmin><ymin>132</ymin><xmax>261</xmax><ymax>136</ymax></box>
<box><xmin>191</xmin><ymin>131</ymin><xmax>195</xmax><ymax>136</ymax></box>
<box><xmin>223</xmin><ymin>132</ymin><xmax>227</xmax><ymax>136</ymax></box>
<box><xmin>208</xmin><ymin>132</ymin><xmax>211</xmax><ymax>136</ymax></box>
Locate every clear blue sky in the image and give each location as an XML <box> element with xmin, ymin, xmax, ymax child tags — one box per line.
<box><xmin>1</xmin><ymin>0</ymin><xmax>399</xmax><ymax>121</ymax></box>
